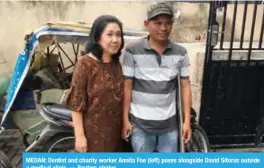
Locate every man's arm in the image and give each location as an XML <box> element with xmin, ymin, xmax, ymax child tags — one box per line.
<box><xmin>180</xmin><ymin>78</ymin><xmax>192</xmax><ymax>125</ymax></box>
<box><xmin>179</xmin><ymin>49</ymin><xmax>192</xmax><ymax>143</ymax></box>
<box><xmin>121</xmin><ymin>47</ymin><xmax>135</xmax><ymax>141</ymax></box>
<box><xmin>123</xmin><ymin>79</ymin><xmax>133</xmax><ymax>124</ymax></box>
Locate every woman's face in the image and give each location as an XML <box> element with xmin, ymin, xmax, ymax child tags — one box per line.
<box><xmin>98</xmin><ymin>23</ymin><xmax>122</xmax><ymax>56</ymax></box>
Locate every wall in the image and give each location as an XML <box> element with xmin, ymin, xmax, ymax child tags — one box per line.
<box><xmin>0</xmin><ymin>1</ymin><xmax>151</xmax><ymax>74</ymax></box>
<box><xmin>1</xmin><ymin>1</ymin><xmax>263</xmax><ymax>74</ymax></box>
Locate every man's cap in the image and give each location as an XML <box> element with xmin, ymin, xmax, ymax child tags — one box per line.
<box><xmin>147</xmin><ymin>2</ymin><xmax>174</xmax><ymax>20</ymax></box>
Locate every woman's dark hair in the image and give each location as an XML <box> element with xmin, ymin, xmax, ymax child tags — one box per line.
<box><xmin>84</xmin><ymin>15</ymin><xmax>124</xmax><ymax>63</ymax></box>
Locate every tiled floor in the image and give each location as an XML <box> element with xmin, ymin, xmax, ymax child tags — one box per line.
<box><xmin>0</xmin><ymin>129</ymin><xmax>24</xmax><ymax>168</ymax></box>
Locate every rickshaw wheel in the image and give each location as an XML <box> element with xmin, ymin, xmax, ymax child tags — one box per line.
<box><xmin>185</xmin><ymin>124</ymin><xmax>210</xmax><ymax>152</ymax></box>
<box><xmin>42</xmin><ymin>135</ymin><xmax>75</xmax><ymax>152</ymax></box>
<box><xmin>0</xmin><ymin>150</ymin><xmax>12</xmax><ymax>168</ymax></box>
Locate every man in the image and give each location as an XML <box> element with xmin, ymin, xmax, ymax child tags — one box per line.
<box><xmin>122</xmin><ymin>2</ymin><xmax>192</xmax><ymax>152</ymax></box>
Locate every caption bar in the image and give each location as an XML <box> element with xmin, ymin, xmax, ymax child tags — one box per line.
<box><xmin>23</xmin><ymin>152</ymin><xmax>263</xmax><ymax>168</ymax></box>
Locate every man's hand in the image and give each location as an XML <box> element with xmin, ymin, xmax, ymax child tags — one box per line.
<box><xmin>123</xmin><ymin>79</ymin><xmax>133</xmax><ymax>142</ymax></box>
<box><xmin>122</xmin><ymin>120</ymin><xmax>133</xmax><ymax>142</ymax></box>
<box><xmin>182</xmin><ymin>121</ymin><xmax>192</xmax><ymax>143</ymax></box>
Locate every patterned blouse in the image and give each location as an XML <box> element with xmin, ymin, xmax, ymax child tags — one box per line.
<box><xmin>66</xmin><ymin>55</ymin><xmax>124</xmax><ymax>152</ymax></box>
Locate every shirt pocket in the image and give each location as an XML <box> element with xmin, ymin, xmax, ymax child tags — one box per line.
<box><xmin>169</xmin><ymin>68</ymin><xmax>179</xmax><ymax>80</ymax></box>
<box><xmin>168</xmin><ymin>57</ymin><xmax>182</xmax><ymax>79</ymax></box>
<box><xmin>173</xmin><ymin>56</ymin><xmax>184</xmax><ymax>69</ymax></box>
<box><xmin>161</xmin><ymin>68</ymin><xmax>178</xmax><ymax>80</ymax></box>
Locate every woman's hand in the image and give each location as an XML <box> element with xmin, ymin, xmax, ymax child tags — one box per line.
<box><xmin>75</xmin><ymin>135</ymin><xmax>88</xmax><ymax>152</ymax></box>
<box><xmin>122</xmin><ymin>120</ymin><xmax>133</xmax><ymax>142</ymax></box>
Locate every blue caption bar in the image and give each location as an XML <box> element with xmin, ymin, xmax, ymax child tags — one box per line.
<box><xmin>23</xmin><ymin>152</ymin><xmax>263</xmax><ymax>168</ymax></box>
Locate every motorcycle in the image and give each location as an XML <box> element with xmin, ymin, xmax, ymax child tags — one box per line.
<box><xmin>25</xmin><ymin>102</ymin><xmax>210</xmax><ymax>152</ymax></box>
<box><xmin>25</xmin><ymin>102</ymin><xmax>74</xmax><ymax>152</ymax></box>
<box><xmin>185</xmin><ymin>108</ymin><xmax>210</xmax><ymax>152</ymax></box>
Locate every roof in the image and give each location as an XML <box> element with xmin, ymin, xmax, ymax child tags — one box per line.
<box><xmin>25</xmin><ymin>21</ymin><xmax>148</xmax><ymax>44</ymax></box>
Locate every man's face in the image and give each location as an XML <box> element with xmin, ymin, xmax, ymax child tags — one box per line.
<box><xmin>144</xmin><ymin>15</ymin><xmax>173</xmax><ymax>42</ymax></box>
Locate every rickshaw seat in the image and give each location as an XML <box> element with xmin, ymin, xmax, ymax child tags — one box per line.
<box><xmin>41</xmin><ymin>103</ymin><xmax>72</xmax><ymax>121</ymax></box>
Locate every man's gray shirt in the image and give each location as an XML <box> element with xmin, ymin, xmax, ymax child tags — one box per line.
<box><xmin>122</xmin><ymin>37</ymin><xmax>190</xmax><ymax>133</ymax></box>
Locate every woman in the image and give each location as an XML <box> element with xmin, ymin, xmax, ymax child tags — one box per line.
<box><xmin>66</xmin><ymin>15</ymin><xmax>124</xmax><ymax>152</ymax></box>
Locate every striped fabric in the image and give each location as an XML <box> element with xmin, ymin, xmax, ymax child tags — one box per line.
<box><xmin>122</xmin><ymin>37</ymin><xmax>190</xmax><ymax>133</ymax></box>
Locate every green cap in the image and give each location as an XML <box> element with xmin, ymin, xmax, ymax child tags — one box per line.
<box><xmin>147</xmin><ymin>2</ymin><xmax>174</xmax><ymax>20</ymax></box>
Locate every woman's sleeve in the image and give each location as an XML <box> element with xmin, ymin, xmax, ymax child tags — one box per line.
<box><xmin>66</xmin><ymin>59</ymin><xmax>88</xmax><ymax>113</ymax></box>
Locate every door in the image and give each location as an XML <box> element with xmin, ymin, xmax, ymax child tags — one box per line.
<box><xmin>199</xmin><ymin>1</ymin><xmax>264</xmax><ymax>148</ymax></box>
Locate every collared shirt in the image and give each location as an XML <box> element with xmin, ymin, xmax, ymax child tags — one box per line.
<box><xmin>122</xmin><ymin>37</ymin><xmax>190</xmax><ymax>133</ymax></box>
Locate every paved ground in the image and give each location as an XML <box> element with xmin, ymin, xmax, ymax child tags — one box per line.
<box><xmin>0</xmin><ymin>129</ymin><xmax>24</xmax><ymax>168</ymax></box>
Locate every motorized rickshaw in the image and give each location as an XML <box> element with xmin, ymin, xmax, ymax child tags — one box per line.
<box><xmin>0</xmin><ymin>21</ymin><xmax>209</xmax><ymax>155</ymax></box>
